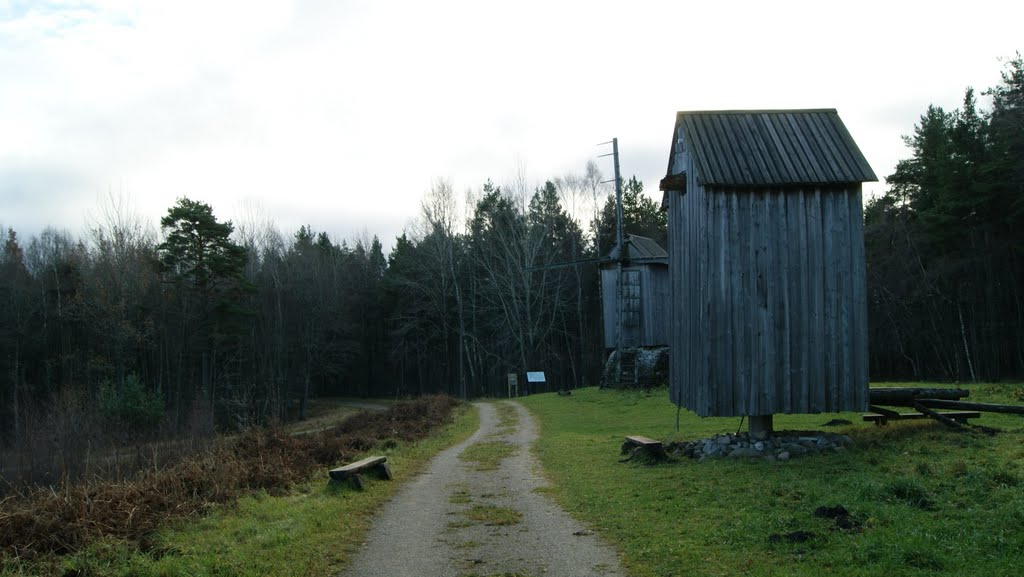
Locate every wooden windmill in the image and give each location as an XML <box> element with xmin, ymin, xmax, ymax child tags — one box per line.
<box><xmin>530</xmin><ymin>138</ymin><xmax>667</xmax><ymax>387</ymax></box>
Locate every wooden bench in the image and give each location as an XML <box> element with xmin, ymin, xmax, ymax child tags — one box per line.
<box><xmin>863</xmin><ymin>411</ymin><xmax>981</xmax><ymax>426</ymax></box>
<box><xmin>328</xmin><ymin>456</ymin><xmax>392</xmax><ymax>489</ymax></box>
<box><xmin>621</xmin><ymin>435</ymin><xmax>662</xmax><ymax>454</ymax></box>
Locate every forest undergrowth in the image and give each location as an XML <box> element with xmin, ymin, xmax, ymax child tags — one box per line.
<box><xmin>0</xmin><ymin>395</ymin><xmax>459</xmax><ymax>563</ymax></box>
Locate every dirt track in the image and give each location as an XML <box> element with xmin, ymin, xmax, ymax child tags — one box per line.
<box><xmin>339</xmin><ymin>401</ymin><xmax>625</xmax><ymax>577</ymax></box>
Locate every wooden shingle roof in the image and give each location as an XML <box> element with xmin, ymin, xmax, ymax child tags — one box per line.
<box><xmin>604</xmin><ymin>234</ymin><xmax>668</xmax><ymax>264</ymax></box>
<box><xmin>670</xmin><ymin>109</ymin><xmax>877</xmax><ymax>186</ymax></box>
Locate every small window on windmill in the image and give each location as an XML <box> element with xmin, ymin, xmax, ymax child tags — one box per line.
<box><xmin>622</xmin><ymin>270</ymin><xmax>641</xmax><ymax>327</ymax></box>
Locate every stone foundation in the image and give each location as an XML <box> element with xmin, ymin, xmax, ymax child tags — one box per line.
<box><xmin>668</xmin><ymin>431</ymin><xmax>854</xmax><ymax>462</ymax></box>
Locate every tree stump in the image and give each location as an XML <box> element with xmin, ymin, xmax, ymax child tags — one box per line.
<box><xmin>620</xmin><ymin>435</ymin><xmax>668</xmax><ymax>463</ymax></box>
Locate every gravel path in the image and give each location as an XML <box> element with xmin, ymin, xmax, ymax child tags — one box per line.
<box><xmin>339</xmin><ymin>401</ymin><xmax>626</xmax><ymax>577</ymax></box>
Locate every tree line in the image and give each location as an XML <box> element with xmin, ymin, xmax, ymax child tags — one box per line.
<box><xmin>865</xmin><ymin>55</ymin><xmax>1024</xmax><ymax>381</ymax></box>
<box><xmin>0</xmin><ymin>163</ymin><xmax>665</xmax><ymax>441</ymax></box>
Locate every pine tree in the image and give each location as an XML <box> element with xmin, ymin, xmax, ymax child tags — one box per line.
<box><xmin>592</xmin><ymin>176</ymin><xmax>667</xmax><ymax>255</ymax></box>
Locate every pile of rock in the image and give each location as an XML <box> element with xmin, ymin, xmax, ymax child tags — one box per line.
<box><xmin>667</xmin><ymin>431</ymin><xmax>853</xmax><ymax>462</ymax></box>
<box><xmin>600</xmin><ymin>346</ymin><xmax>669</xmax><ymax>389</ymax></box>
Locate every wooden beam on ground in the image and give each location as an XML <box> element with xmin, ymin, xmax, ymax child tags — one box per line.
<box><xmin>916</xmin><ymin>399</ymin><xmax>1024</xmax><ymax>415</ymax></box>
<box><xmin>865</xmin><ymin>405</ymin><xmax>902</xmax><ymax>425</ymax></box>
<box><xmin>863</xmin><ymin>410</ymin><xmax>980</xmax><ymax>424</ymax></box>
<box><xmin>913</xmin><ymin>403</ymin><xmax>968</xmax><ymax>430</ymax></box>
<box><xmin>869</xmin><ymin>387</ymin><xmax>969</xmax><ymax>407</ymax></box>
<box><xmin>868</xmin><ymin>405</ymin><xmax>901</xmax><ymax>417</ymax></box>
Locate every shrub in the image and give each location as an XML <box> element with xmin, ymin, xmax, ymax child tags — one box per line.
<box><xmin>0</xmin><ymin>395</ymin><xmax>460</xmax><ymax>559</ymax></box>
<box><xmin>98</xmin><ymin>374</ymin><xmax>165</xmax><ymax>433</ymax></box>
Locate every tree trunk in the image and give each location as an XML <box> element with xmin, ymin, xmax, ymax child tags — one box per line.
<box><xmin>455</xmin><ymin>278</ymin><xmax>466</xmax><ymax>399</ymax></box>
<box><xmin>574</xmin><ymin>265</ymin><xmax>584</xmax><ymax>388</ymax></box>
<box><xmin>300</xmin><ymin>373</ymin><xmax>309</xmax><ymax>421</ymax></box>
<box><xmin>11</xmin><ymin>340</ymin><xmax>20</xmax><ymax>440</ymax></box>
<box><xmin>301</xmin><ymin>339</ymin><xmax>311</xmax><ymax>421</ymax></box>
<box><xmin>958</xmin><ymin>303</ymin><xmax>977</xmax><ymax>382</ymax></box>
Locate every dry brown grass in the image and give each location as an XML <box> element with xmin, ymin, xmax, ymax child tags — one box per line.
<box><xmin>0</xmin><ymin>395</ymin><xmax>459</xmax><ymax>560</ymax></box>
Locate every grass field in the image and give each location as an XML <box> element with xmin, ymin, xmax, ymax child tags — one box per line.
<box><xmin>2</xmin><ymin>403</ymin><xmax>479</xmax><ymax>577</ymax></box>
<box><xmin>520</xmin><ymin>384</ymin><xmax>1024</xmax><ymax>577</ymax></box>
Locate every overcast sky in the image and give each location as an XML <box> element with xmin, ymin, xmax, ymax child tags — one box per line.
<box><xmin>1</xmin><ymin>0</ymin><xmax>1021</xmax><ymax>252</ymax></box>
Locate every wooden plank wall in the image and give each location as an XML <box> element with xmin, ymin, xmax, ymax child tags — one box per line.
<box><xmin>642</xmin><ymin>266</ymin><xmax>671</xmax><ymax>347</ymax></box>
<box><xmin>600</xmin><ymin>267</ymin><xmax>617</xmax><ymax>349</ymax></box>
<box><xmin>601</xmin><ymin>266</ymin><xmax>671</xmax><ymax>349</ymax></box>
<box><xmin>668</xmin><ymin>165</ymin><xmax>705</xmax><ymax>411</ymax></box>
<box><xmin>668</xmin><ymin>174</ymin><xmax>868</xmax><ymax>416</ymax></box>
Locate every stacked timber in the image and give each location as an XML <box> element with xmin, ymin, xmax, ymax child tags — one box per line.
<box><xmin>866</xmin><ymin>387</ymin><xmax>1024</xmax><ymax>431</ymax></box>
<box><xmin>868</xmin><ymin>388</ymin><xmax>968</xmax><ymax>406</ymax></box>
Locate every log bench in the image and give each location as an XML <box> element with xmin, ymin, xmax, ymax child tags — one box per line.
<box><xmin>863</xmin><ymin>411</ymin><xmax>981</xmax><ymax>426</ymax></box>
<box><xmin>328</xmin><ymin>455</ymin><xmax>392</xmax><ymax>489</ymax></box>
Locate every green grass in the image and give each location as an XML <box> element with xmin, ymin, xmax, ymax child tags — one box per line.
<box><xmin>10</xmin><ymin>404</ymin><xmax>480</xmax><ymax>577</ymax></box>
<box><xmin>519</xmin><ymin>384</ymin><xmax>1024</xmax><ymax>577</ymax></box>
<box><xmin>495</xmin><ymin>402</ymin><xmax>519</xmax><ymax>428</ymax></box>
<box><xmin>459</xmin><ymin>440</ymin><xmax>518</xmax><ymax>471</ymax></box>
<box><xmin>462</xmin><ymin>505</ymin><xmax>523</xmax><ymax>526</ymax></box>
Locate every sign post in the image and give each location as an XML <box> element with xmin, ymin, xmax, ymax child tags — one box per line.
<box><xmin>526</xmin><ymin>371</ymin><xmax>546</xmax><ymax>395</ymax></box>
<box><xmin>507</xmin><ymin>373</ymin><xmax>519</xmax><ymax>398</ymax></box>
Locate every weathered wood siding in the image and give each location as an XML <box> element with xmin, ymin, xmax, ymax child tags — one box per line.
<box><xmin>667</xmin><ymin>176</ymin><xmax>869</xmax><ymax>416</ymax></box>
<box><xmin>645</xmin><ymin>265</ymin><xmax>671</xmax><ymax>347</ymax></box>
<box><xmin>601</xmin><ymin>267</ymin><xmax>627</xmax><ymax>348</ymax></box>
<box><xmin>601</xmin><ymin>265</ymin><xmax>671</xmax><ymax>349</ymax></box>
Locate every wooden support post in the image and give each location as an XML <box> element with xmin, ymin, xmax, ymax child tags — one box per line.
<box><xmin>749</xmin><ymin>415</ymin><xmax>773</xmax><ymax>440</ymax></box>
<box><xmin>377</xmin><ymin>460</ymin><xmax>393</xmax><ymax>480</ymax></box>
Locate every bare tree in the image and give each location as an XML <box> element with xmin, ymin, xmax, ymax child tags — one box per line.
<box><xmin>583</xmin><ymin>160</ymin><xmax>608</xmax><ymax>221</ymax></box>
<box><xmin>463</xmin><ymin>181</ymin><xmax>585</xmax><ymax>391</ymax></box>
<box><xmin>416</xmin><ymin>179</ymin><xmax>469</xmax><ymax>397</ymax></box>
<box><xmin>85</xmin><ymin>192</ymin><xmax>159</xmax><ymax>388</ymax></box>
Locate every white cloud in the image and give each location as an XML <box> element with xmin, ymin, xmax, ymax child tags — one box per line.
<box><xmin>1</xmin><ymin>0</ymin><xmax>1022</xmax><ymax>250</ymax></box>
